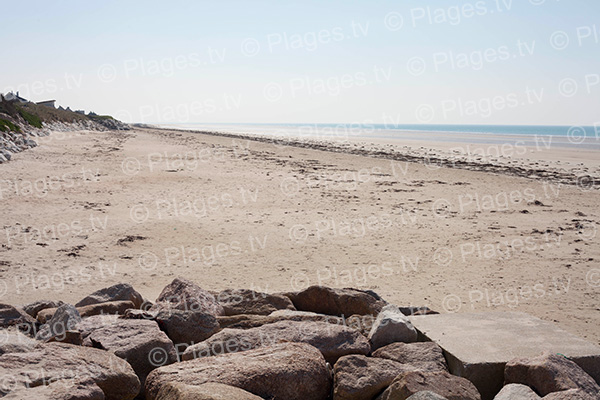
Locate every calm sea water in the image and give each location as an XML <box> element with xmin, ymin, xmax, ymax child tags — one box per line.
<box><xmin>161</xmin><ymin>123</ymin><xmax>600</xmax><ymax>149</ymax></box>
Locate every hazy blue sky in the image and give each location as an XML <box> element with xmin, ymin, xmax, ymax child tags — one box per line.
<box><xmin>2</xmin><ymin>0</ymin><xmax>599</xmax><ymax>125</ymax></box>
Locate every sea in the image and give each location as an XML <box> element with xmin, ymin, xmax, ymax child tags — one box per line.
<box><xmin>159</xmin><ymin>123</ymin><xmax>600</xmax><ymax>150</ymax></box>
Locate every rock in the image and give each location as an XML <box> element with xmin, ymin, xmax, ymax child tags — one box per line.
<box><xmin>22</xmin><ymin>300</ymin><xmax>64</xmax><ymax>318</ymax></box>
<box><xmin>151</xmin><ymin>278</ymin><xmax>224</xmax><ymax>316</ymax></box>
<box><xmin>373</xmin><ymin>342</ymin><xmax>448</xmax><ymax>372</ymax></box>
<box><xmin>333</xmin><ymin>354</ymin><xmax>419</xmax><ymax>400</ymax></box>
<box><xmin>120</xmin><ymin>308</ymin><xmax>158</xmax><ymax>320</ymax></box>
<box><xmin>0</xmin><ymin>303</ymin><xmax>37</xmax><ymax>333</ymax></box>
<box><xmin>0</xmin><ymin>342</ymin><xmax>140</xmax><ymax>399</ymax></box>
<box><xmin>406</xmin><ymin>393</ymin><xmax>449</xmax><ymax>400</ymax></box>
<box><xmin>492</xmin><ymin>384</ymin><xmax>540</xmax><ymax>399</ymax></box>
<box><xmin>218</xmin><ymin>310</ymin><xmax>345</xmax><ymax>330</ymax></box>
<box><xmin>3</xmin><ymin>378</ymin><xmax>105</xmax><ymax>399</ymax></box>
<box><xmin>542</xmin><ymin>389</ymin><xmax>597</xmax><ymax>399</ymax></box>
<box><xmin>145</xmin><ymin>342</ymin><xmax>332</xmax><ymax>400</ymax></box>
<box><xmin>75</xmin><ymin>315</ymin><xmax>119</xmax><ymax>340</ymax></box>
<box><xmin>0</xmin><ymin>329</ymin><xmax>37</xmax><ymax>354</ymax></box>
<box><xmin>83</xmin><ymin>319</ymin><xmax>177</xmax><ymax>386</ymax></box>
<box><xmin>75</xmin><ymin>283</ymin><xmax>144</xmax><ymax>308</ymax></box>
<box><xmin>36</xmin><ymin>304</ymin><xmax>82</xmax><ymax>342</ymax></box>
<box><xmin>155</xmin><ymin>309</ymin><xmax>219</xmax><ymax>347</ymax></box>
<box><xmin>217</xmin><ymin>288</ymin><xmax>296</xmax><ymax>315</ymax></box>
<box><xmin>504</xmin><ymin>352</ymin><xmax>600</xmax><ymax>397</ymax></box>
<box><xmin>183</xmin><ymin>319</ymin><xmax>370</xmax><ymax>364</ymax></box>
<box><xmin>78</xmin><ymin>300</ymin><xmax>136</xmax><ymax>317</ymax></box>
<box><xmin>399</xmin><ymin>307</ymin><xmax>439</xmax><ymax>316</ymax></box>
<box><xmin>286</xmin><ymin>286</ymin><xmax>385</xmax><ymax>316</ymax></box>
<box><xmin>36</xmin><ymin>300</ymin><xmax>136</xmax><ymax>323</ymax></box>
<box><xmin>368</xmin><ymin>305</ymin><xmax>418</xmax><ymax>349</ymax></box>
<box><xmin>155</xmin><ymin>382</ymin><xmax>263</xmax><ymax>400</ymax></box>
<box><xmin>346</xmin><ymin>314</ymin><xmax>376</xmax><ymax>336</ymax></box>
<box><xmin>377</xmin><ymin>371</ymin><xmax>481</xmax><ymax>400</ymax></box>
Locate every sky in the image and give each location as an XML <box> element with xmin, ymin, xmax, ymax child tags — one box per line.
<box><xmin>2</xmin><ymin>0</ymin><xmax>599</xmax><ymax>125</ymax></box>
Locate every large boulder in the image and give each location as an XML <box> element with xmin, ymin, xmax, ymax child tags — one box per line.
<box><xmin>373</xmin><ymin>342</ymin><xmax>448</xmax><ymax>372</ymax></box>
<box><xmin>217</xmin><ymin>289</ymin><xmax>296</xmax><ymax>315</ymax></box>
<box><xmin>286</xmin><ymin>286</ymin><xmax>385</xmax><ymax>316</ymax></box>
<box><xmin>543</xmin><ymin>389</ymin><xmax>597</xmax><ymax>399</ymax></box>
<box><xmin>0</xmin><ymin>304</ymin><xmax>37</xmax><ymax>333</ymax></box>
<box><xmin>368</xmin><ymin>305</ymin><xmax>417</xmax><ymax>350</ymax></box>
<box><xmin>182</xmin><ymin>320</ymin><xmax>370</xmax><ymax>364</ymax></box>
<box><xmin>151</xmin><ymin>278</ymin><xmax>224</xmax><ymax>316</ymax></box>
<box><xmin>155</xmin><ymin>309</ymin><xmax>219</xmax><ymax>347</ymax></box>
<box><xmin>84</xmin><ymin>319</ymin><xmax>177</xmax><ymax>386</ymax></box>
<box><xmin>406</xmin><ymin>393</ymin><xmax>448</xmax><ymax>400</ymax></box>
<box><xmin>75</xmin><ymin>315</ymin><xmax>120</xmax><ymax>340</ymax></box>
<box><xmin>76</xmin><ymin>283</ymin><xmax>144</xmax><ymax>308</ymax></box>
<box><xmin>155</xmin><ymin>382</ymin><xmax>263</xmax><ymax>400</ymax></box>
<box><xmin>0</xmin><ymin>342</ymin><xmax>140</xmax><ymax>399</ymax></box>
<box><xmin>504</xmin><ymin>352</ymin><xmax>600</xmax><ymax>396</ymax></box>
<box><xmin>333</xmin><ymin>354</ymin><xmax>419</xmax><ymax>400</ymax></box>
<box><xmin>146</xmin><ymin>342</ymin><xmax>332</xmax><ymax>400</ymax></box>
<box><xmin>36</xmin><ymin>304</ymin><xmax>82</xmax><ymax>342</ymax></box>
<box><xmin>377</xmin><ymin>371</ymin><xmax>481</xmax><ymax>400</ymax></box>
<box><xmin>22</xmin><ymin>300</ymin><xmax>64</xmax><ymax>318</ymax></box>
<box><xmin>3</xmin><ymin>378</ymin><xmax>105</xmax><ymax>399</ymax></box>
<box><xmin>0</xmin><ymin>329</ymin><xmax>37</xmax><ymax>355</ymax></box>
<box><xmin>492</xmin><ymin>384</ymin><xmax>540</xmax><ymax>399</ymax></box>
<box><xmin>218</xmin><ymin>310</ymin><xmax>345</xmax><ymax>330</ymax></box>
<box><xmin>36</xmin><ymin>301</ymin><xmax>134</xmax><ymax>324</ymax></box>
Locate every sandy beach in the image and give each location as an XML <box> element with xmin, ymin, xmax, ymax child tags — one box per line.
<box><xmin>1</xmin><ymin>127</ymin><xmax>599</xmax><ymax>344</ymax></box>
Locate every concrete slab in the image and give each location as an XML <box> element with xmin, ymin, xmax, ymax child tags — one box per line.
<box><xmin>408</xmin><ymin>312</ymin><xmax>600</xmax><ymax>400</ymax></box>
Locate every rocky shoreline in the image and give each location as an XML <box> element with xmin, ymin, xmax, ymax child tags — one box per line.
<box><xmin>1</xmin><ymin>278</ymin><xmax>598</xmax><ymax>399</ymax></box>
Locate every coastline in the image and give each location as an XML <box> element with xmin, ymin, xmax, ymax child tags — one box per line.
<box><xmin>153</xmin><ymin>126</ymin><xmax>600</xmax><ymax>189</ymax></box>
<box><xmin>0</xmin><ymin>126</ymin><xmax>598</xmax><ymax>345</ymax></box>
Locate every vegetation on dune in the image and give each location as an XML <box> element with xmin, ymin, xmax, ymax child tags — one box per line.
<box><xmin>0</xmin><ymin>118</ymin><xmax>21</xmax><ymax>133</ymax></box>
<box><xmin>17</xmin><ymin>107</ymin><xmax>43</xmax><ymax>128</ymax></box>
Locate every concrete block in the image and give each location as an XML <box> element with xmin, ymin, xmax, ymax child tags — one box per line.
<box><xmin>408</xmin><ymin>312</ymin><xmax>600</xmax><ymax>400</ymax></box>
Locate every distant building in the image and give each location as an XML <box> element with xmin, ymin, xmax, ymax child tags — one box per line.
<box><xmin>74</xmin><ymin>110</ymin><xmax>85</xmax><ymax>115</ymax></box>
<box><xmin>36</xmin><ymin>100</ymin><xmax>56</xmax><ymax>108</ymax></box>
<box><xmin>3</xmin><ymin>91</ymin><xmax>28</xmax><ymax>103</ymax></box>
<box><xmin>58</xmin><ymin>106</ymin><xmax>65</xmax><ymax>111</ymax></box>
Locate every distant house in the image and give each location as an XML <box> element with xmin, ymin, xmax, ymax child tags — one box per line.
<box><xmin>36</xmin><ymin>100</ymin><xmax>56</xmax><ymax>108</ymax></box>
<box><xmin>58</xmin><ymin>106</ymin><xmax>65</xmax><ymax>111</ymax></box>
<box><xmin>3</xmin><ymin>91</ymin><xmax>29</xmax><ymax>103</ymax></box>
<box><xmin>74</xmin><ymin>110</ymin><xmax>85</xmax><ymax>115</ymax></box>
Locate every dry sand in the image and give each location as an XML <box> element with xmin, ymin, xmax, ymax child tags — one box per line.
<box><xmin>1</xmin><ymin>127</ymin><xmax>598</xmax><ymax>343</ymax></box>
